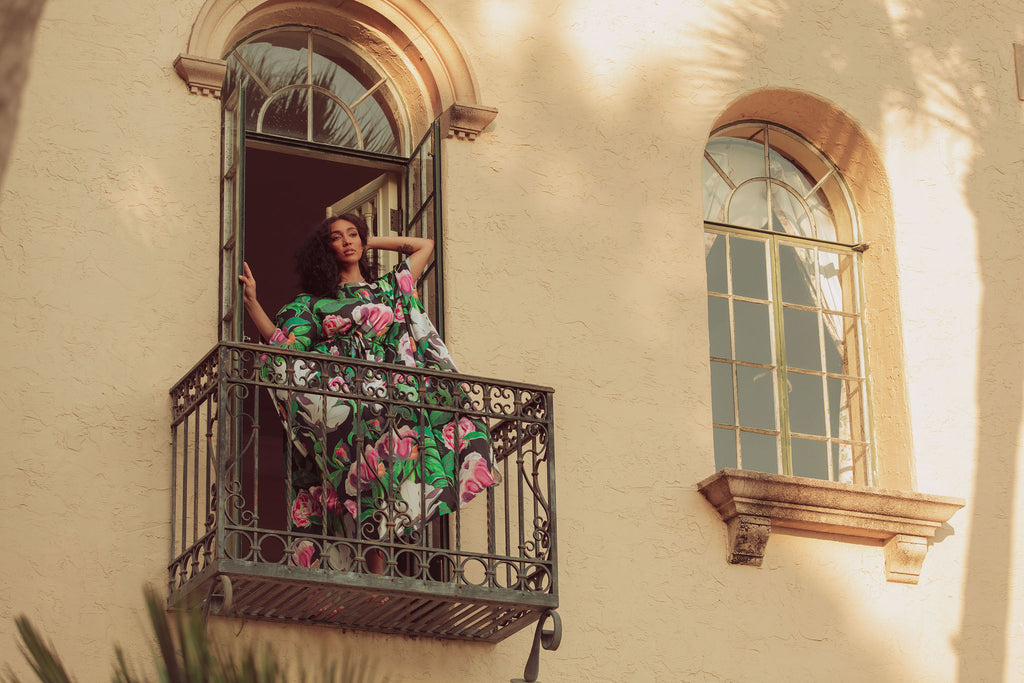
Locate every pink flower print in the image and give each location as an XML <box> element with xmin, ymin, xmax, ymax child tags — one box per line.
<box><xmin>394</xmin><ymin>298</ymin><xmax>406</xmax><ymax>323</ymax></box>
<box><xmin>442</xmin><ymin>417</ymin><xmax>476</xmax><ymax>453</ymax></box>
<box><xmin>373</xmin><ymin>427</ymin><xmax>420</xmax><ymax>462</ymax></box>
<box><xmin>322</xmin><ymin>314</ymin><xmax>352</xmax><ymax>338</ymax></box>
<box><xmin>398</xmin><ymin>334</ymin><xmax>416</xmax><ymax>366</ymax></box>
<box><xmin>353</xmin><ymin>303</ymin><xmax>395</xmax><ymax>336</ymax></box>
<box><xmin>459</xmin><ymin>453</ymin><xmax>496</xmax><ymax>504</ymax></box>
<box><xmin>327</xmin><ymin>374</ymin><xmax>349</xmax><ymax>393</ymax></box>
<box><xmin>269</xmin><ymin>328</ymin><xmax>297</xmax><ymax>347</ymax></box>
<box><xmin>396</xmin><ymin>269</ymin><xmax>415</xmax><ymax>294</ymax></box>
<box><xmin>291</xmin><ymin>540</ymin><xmax>318</xmax><ymax>568</ymax></box>
<box><xmin>344</xmin><ymin>499</ymin><xmax>358</xmax><ymax>519</ymax></box>
<box><xmin>333</xmin><ymin>440</ymin><xmax>353</xmax><ymax>465</ymax></box>
<box><xmin>345</xmin><ymin>448</ymin><xmax>386</xmax><ymax>495</ymax></box>
<box><xmin>290</xmin><ymin>489</ymin><xmax>320</xmax><ymax>528</ymax></box>
<box><xmin>310</xmin><ymin>485</ymin><xmax>343</xmax><ymax>514</ymax></box>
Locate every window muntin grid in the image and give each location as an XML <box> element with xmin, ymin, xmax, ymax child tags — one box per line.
<box><xmin>704</xmin><ymin>122</ymin><xmax>871</xmax><ymax>485</ymax></box>
<box><xmin>225</xmin><ymin>27</ymin><xmax>404</xmax><ymax>155</ymax></box>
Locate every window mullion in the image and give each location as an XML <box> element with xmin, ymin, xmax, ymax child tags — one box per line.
<box><xmin>725</xmin><ymin>235</ymin><xmax>742</xmax><ymax>467</ymax></box>
<box><xmin>769</xmin><ymin>235</ymin><xmax>792</xmax><ymax>476</ymax></box>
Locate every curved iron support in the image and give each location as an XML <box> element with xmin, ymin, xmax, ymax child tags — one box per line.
<box><xmin>202</xmin><ymin>575</ymin><xmax>234</xmax><ymax>622</ymax></box>
<box><xmin>511</xmin><ymin>610</ymin><xmax>562</xmax><ymax>683</ymax></box>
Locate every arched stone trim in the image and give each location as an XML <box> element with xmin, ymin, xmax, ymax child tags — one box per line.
<box><xmin>173</xmin><ymin>0</ymin><xmax>497</xmax><ymax>139</ymax></box>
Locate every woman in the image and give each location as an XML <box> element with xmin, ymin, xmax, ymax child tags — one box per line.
<box><xmin>239</xmin><ymin>213</ymin><xmax>498</xmax><ymax>570</ymax></box>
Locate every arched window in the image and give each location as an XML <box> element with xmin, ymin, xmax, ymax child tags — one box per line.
<box><xmin>704</xmin><ymin>121</ymin><xmax>872</xmax><ymax>485</ymax></box>
<box><xmin>225</xmin><ymin>27</ymin><xmax>405</xmax><ymax>154</ymax></box>
<box><xmin>217</xmin><ymin>27</ymin><xmax>444</xmax><ymax>344</ymax></box>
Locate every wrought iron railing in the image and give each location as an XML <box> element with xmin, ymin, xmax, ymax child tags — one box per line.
<box><xmin>168</xmin><ymin>342</ymin><xmax>558</xmax><ymax>645</ymax></box>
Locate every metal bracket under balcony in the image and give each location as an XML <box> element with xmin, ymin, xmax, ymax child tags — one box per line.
<box><xmin>168</xmin><ymin>343</ymin><xmax>559</xmax><ymax>645</ymax></box>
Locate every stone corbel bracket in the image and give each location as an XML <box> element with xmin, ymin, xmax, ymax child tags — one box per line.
<box><xmin>174</xmin><ymin>54</ymin><xmax>227</xmax><ymax>98</ymax></box>
<box><xmin>697</xmin><ymin>469</ymin><xmax>965</xmax><ymax>584</ymax></box>
<box><xmin>440</xmin><ymin>103</ymin><xmax>498</xmax><ymax>141</ymax></box>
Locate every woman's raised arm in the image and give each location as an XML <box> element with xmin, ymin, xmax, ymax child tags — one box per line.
<box><xmin>365</xmin><ymin>235</ymin><xmax>434</xmax><ymax>281</ymax></box>
<box><xmin>238</xmin><ymin>261</ymin><xmax>277</xmax><ymax>342</ymax></box>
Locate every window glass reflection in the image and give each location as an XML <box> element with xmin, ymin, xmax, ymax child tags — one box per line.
<box><xmin>728</xmin><ymin>181</ymin><xmax>769</xmax><ymax>230</ymax></box>
<box><xmin>730</xmin><ymin>236</ymin><xmax>768</xmax><ymax>300</ymax></box>
<box><xmin>788</xmin><ymin>372</ymin><xmax>826</xmax><ymax>436</ymax></box>
<box><xmin>733</xmin><ymin>301</ymin><xmax>772</xmax><ymax>365</ymax></box>
<box><xmin>737</xmin><ymin>366</ymin><xmax>775</xmax><ymax>430</ymax></box>
<box><xmin>792</xmin><ymin>438</ymin><xmax>829</xmax><ymax>479</ymax></box>
<box><xmin>711</xmin><ymin>361</ymin><xmax>735</xmax><ymax>425</ymax></box>
<box><xmin>228</xmin><ymin>29</ymin><xmax>401</xmax><ymax>154</ymax></box>
<box><xmin>783</xmin><ymin>307</ymin><xmax>821</xmax><ymax>372</ymax></box>
<box><xmin>714</xmin><ymin>427</ymin><xmax>738</xmax><ymax>470</ymax></box>
<box><xmin>703</xmin><ymin>122</ymin><xmax>866</xmax><ymax>483</ymax></box>
<box><xmin>740</xmin><ymin>431</ymin><xmax>778</xmax><ymax>474</ymax></box>
<box><xmin>706</xmin><ymin>233</ymin><xmax>727</xmax><ymax>294</ymax></box>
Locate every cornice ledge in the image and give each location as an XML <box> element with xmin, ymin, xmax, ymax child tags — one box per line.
<box><xmin>439</xmin><ymin>102</ymin><xmax>498</xmax><ymax>141</ymax></box>
<box><xmin>174</xmin><ymin>53</ymin><xmax>227</xmax><ymax>99</ymax></box>
<box><xmin>697</xmin><ymin>469</ymin><xmax>965</xmax><ymax>583</ymax></box>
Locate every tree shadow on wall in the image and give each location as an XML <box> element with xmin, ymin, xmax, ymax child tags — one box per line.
<box><xmin>459</xmin><ymin>0</ymin><xmax>1022</xmax><ymax>680</ymax></box>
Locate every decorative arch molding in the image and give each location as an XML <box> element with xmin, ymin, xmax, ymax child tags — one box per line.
<box><xmin>173</xmin><ymin>0</ymin><xmax>497</xmax><ymax>140</ymax></box>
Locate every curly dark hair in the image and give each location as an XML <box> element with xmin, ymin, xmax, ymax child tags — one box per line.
<box><xmin>295</xmin><ymin>213</ymin><xmax>377</xmax><ymax>297</ymax></box>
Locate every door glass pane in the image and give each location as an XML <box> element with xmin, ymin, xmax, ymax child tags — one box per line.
<box><xmin>740</xmin><ymin>431</ymin><xmax>778</xmax><ymax>474</ymax></box>
<box><xmin>711</xmin><ymin>361</ymin><xmax>735</xmax><ymax>425</ymax></box>
<box><xmin>730</xmin><ymin>236</ymin><xmax>769</xmax><ymax>300</ymax></box>
<box><xmin>737</xmin><ymin>365</ymin><xmax>775</xmax><ymax>430</ymax></box>
<box><xmin>783</xmin><ymin>307</ymin><xmax>821</xmax><ymax>372</ymax></box>
<box><xmin>791</xmin><ymin>437</ymin><xmax>829</xmax><ymax>480</ymax></box>
<box><xmin>733</xmin><ymin>301</ymin><xmax>772</xmax><ymax>365</ymax></box>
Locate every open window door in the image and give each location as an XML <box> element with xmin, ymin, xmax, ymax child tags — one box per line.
<box><xmin>219</xmin><ymin>82</ymin><xmax>245</xmax><ymax>342</ymax></box>
<box><xmin>327</xmin><ymin>172</ymin><xmax>401</xmax><ymax>275</ymax></box>
<box><xmin>326</xmin><ymin>120</ymin><xmax>444</xmax><ymax>334</ymax></box>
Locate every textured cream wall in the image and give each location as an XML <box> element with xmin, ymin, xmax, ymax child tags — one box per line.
<box><xmin>2</xmin><ymin>0</ymin><xmax>1023</xmax><ymax>681</ymax></box>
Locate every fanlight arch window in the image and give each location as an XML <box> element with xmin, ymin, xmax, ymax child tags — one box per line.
<box><xmin>225</xmin><ymin>26</ymin><xmax>406</xmax><ymax>155</ymax></box>
<box><xmin>703</xmin><ymin>122</ymin><xmax>873</xmax><ymax>485</ymax></box>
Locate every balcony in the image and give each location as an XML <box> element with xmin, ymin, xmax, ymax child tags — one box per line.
<box><xmin>168</xmin><ymin>342</ymin><xmax>558</xmax><ymax>647</ymax></box>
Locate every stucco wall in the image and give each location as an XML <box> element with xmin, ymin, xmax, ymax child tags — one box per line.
<box><xmin>2</xmin><ymin>0</ymin><xmax>1023</xmax><ymax>680</ymax></box>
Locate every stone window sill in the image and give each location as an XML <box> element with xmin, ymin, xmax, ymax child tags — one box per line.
<box><xmin>697</xmin><ymin>469</ymin><xmax>965</xmax><ymax>584</ymax></box>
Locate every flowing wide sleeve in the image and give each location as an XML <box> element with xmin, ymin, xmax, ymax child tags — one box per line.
<box><xmin>267</xmin><ymin>294</ymin><xmax>320</xmax><ymax>352</ymax></box>
<box><xmin>384</xmin><ymin>260</ymin><xmax>457</xmax><ymax>372</ymax></box>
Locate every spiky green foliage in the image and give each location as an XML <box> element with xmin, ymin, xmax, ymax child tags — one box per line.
<box><xmin>5</xmin><ymin>587</ymin><xmax>386</xmax><ymax>683</ymax></box>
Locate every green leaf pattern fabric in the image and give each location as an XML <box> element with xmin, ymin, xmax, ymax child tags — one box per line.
<box><xmin>263</xmin><ymin>260</ymin><xmax>498</xmax><ymax>554</ymax></box>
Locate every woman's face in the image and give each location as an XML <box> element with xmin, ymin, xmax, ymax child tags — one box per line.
<box><xmin>328</xmin><ymin>218</ymin><xmax>364</xmax><ymax>266</ymax></box>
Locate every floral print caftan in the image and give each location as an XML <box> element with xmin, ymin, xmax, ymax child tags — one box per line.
<box><xmin>264</xmin><ymin>260</ymin><xmax>498</xmax><ymax>549</ymax></box>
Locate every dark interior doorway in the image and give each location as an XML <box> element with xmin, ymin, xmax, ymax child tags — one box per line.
<box><xmin>241</xmin><ymin>142</ymin><xmax>393</xmax><ymax>536</ymax></box>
